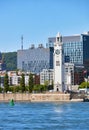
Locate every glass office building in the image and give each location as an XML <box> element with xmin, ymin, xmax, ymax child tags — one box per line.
<box><xmin>17</xmin><ymin>32</ymin><xmax>89</xmax><ymax>74</ymax></box>
<box><xmin>48</xmin><ymin>32</ymin><xmax>89</xmax><ymax>66</ymax></box>
<box><xmin>63</xmin><ymin>36</ymin><xmax>83</xmax><ymax>65</ymax></box>
<box><xmin>17</xmin><ymin>44</ymin><xmax>54</xmax><ymax>74</ymax></box>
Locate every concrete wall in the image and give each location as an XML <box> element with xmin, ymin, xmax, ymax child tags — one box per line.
<box><xmin>0</xmin><ymin>93</ymin><xmax>70</xmax><ymax>102</ymax></box>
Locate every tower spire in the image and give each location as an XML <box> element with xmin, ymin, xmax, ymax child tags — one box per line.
<box><xmin>56</xmin><ymin>32</ymin><xmax>62</xmax><ymax>43</ymax></box>
<box><xmin>21</xmin><ymin>35</ymin><xmax>23</xmax><ymax>50</ymax></box>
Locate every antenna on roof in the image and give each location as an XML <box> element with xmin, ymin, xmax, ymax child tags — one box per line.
<box><xmin>21</xmin><ymin>35</ymin><xmax>23</xmax><ymax>50</ymax></box>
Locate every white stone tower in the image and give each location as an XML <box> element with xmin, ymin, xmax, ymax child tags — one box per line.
<box><xmin>54</xmin><ymin>32</ymin><xmax>65</xmax><ymax>92</ymax></box>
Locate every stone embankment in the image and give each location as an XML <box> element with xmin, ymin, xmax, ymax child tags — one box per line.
<box><xmin>0</xmin><ymin>93</ymin><xmax>70</xmax><ymax>102</ymax></box>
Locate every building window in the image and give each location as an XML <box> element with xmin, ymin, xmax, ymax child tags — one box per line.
<box><xmin>56</xmin><ymin>61</ymin><xmax>60</xmax><ymax>66</ymax></box>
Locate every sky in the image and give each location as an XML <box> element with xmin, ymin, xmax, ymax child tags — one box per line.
<box><xmin>0</xmin><ymin>0</ymin><xmax>89</xmax><ymax>52</ymax></box>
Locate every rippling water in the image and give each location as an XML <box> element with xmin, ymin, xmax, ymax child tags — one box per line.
<box><xmin>0</xmin><ymin>101</ymin><xmax>89</xmax><ymax>130</ymax></box>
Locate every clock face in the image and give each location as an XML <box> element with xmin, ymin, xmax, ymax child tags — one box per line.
<box><xmin>55</xmin><ymin>49</ymin><xmax>60</xmax><ymax>55</ymax></box>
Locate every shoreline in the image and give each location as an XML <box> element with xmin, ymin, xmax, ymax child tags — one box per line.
<box><xmin>0</xmin><ymin>93</ymin><xmax>84</xmax><ymax>102</ymax></box>
<box><xmin>0</xmin><ymin>93</ymin><xmax>70</xmax><ymax>102</ymax></box>
<box><xmin>70</xmin><ymin>99</ymin><xmax>83</xmax><ymax>102</ymax></box>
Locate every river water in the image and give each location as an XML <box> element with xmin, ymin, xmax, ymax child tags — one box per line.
<box><xmin>0</xmin><ymin>102</ymin><xmax>89</xmax><ymax>130</ymax></box>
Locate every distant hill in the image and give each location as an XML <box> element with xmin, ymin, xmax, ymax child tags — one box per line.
<box><xmin>2</xmin><ymin>52</ymin><xmax>17</xmax><ymax>71</ymax></box>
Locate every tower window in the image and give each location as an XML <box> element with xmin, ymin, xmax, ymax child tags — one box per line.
<box><xmin>56</xmin><ymin>61</ymin><xmax>60</xmax><ymax>66</ymax></box>
<box><xmin>57</xmin><ymin>37</ymin><xmax>59</xmax><ymax>42</ymax></box>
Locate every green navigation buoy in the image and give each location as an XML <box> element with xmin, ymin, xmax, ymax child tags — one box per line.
<box><xmin>9</xmin><ymin>99</ymin><xmax>15</xmax><ymax>106</ymax></box>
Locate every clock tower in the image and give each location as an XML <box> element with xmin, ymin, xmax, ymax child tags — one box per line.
<box><xmin>54</xmin><ymin>32</ymin><xmax>65</xmax><ymax>92</ymax></box>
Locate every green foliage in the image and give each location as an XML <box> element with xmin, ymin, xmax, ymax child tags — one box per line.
<box><xmin>20</xmin><ymin>73</ymin><xmax>25</xmax><ymax>93</ymax></box>
<box><xmin>44</xmin><ymin>80</ymin><xmax>49</xmax><ymax>86</ymax></box>
<box><xmin>0</xmin><ymin>76</ymin><xmax>1</xmax><ymax>86</ymax></box>
<box><xmin>79</xmin><ymin>82</ymin><xmax>89</xmax><ymax>89</ymax></box>
<box><xmin>2</xmin><ymin>52</ymin><xmax>17</xmax><ymax>71</ymax></box>
<box><xmin>28</xmin><ymin>73</ymin><xmax>34</xmax><ymax>93</ymax></box>
<box><xmin>33</xmin><ymin>84</ymin><xmax>46</xmax><ymax>93</ymax></box>
<box><xmin>25</xmin><ymin>86</ymin><xmax>29</xmax><ymax>92</ymax></box>
<box><xmin>9</xmin><ymin>86</ymin><xmax>21</xmax><ymax>93</ymax></box>
<box><xmin>47</xmin><ymin>85</ymin><xmax>53</xmax><ymax>90</ymax></box>
<box><xmin>8</xmin><ymin>86</ymin><xmax>13</xmax><ymax>92</ymax></box>
<box><xmin>4</xmin><ymin>73</ymin><xmax>9</xmax><ymax>92</ymax></box>
<box><xmin>15</xmin><ymin>86</ymin><xmax>22</xmax><ymax>92</ymax></box>
<box><xmin>0</xmin><ymin>87</ymin><xmax>3</xmax><ymax>93</ymax></box>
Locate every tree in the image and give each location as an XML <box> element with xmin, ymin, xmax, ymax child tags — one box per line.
<box><xmin>28</xmin><ymin>73</ymin><xmax>34</xmax><ymax>93</ymax></box>
<box><xmin>33</xmin><ymin>84</ymin><xmax>46</xmax><ymax>93</ymax></box>
<box><xmin>0</xmin><ymin>87</ymin><xmax>3</xmax><ymax>93</ymax></box>
<box><xmin>44</xmin><ymin>80</ymin><xmax>49</xmax><ymax>87</ymax></box>
<box><xmin>2</xmin><ymin>52</ymin><xmax>17</xmax><ymax>71</ymax></box>
<box><xmin>48</xmin><ymin>80</ymin><xmax>54</xmax><ymax>90</ymax></box>
<box><xmin>20</xmin><ymin>73</ymin><xmax>25</xmax><ymax>93</ymax></box>
<box><xmin>44</xmin><ymin>80</ymin><xmax>49</xmax><ymax>91</ymax></box>
<box><xmin>0</xmin><ymin>76</ymin><xmax>1</xmax><ymax>86</ymax></box>
<box><xmin>79</xmin><ymin>81</ymin><xmax>89</xmax><ymax>89</ymax></box>
<box><xmin>4</xmin><ymin>73</ymin><xmax>9</xmax><ymax>93</ymax></box>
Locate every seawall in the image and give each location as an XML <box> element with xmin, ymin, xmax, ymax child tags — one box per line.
<box><xmin>0</xmin><ymin>93</ymin><xmax>70</xmax><ymax>102</ymax></box>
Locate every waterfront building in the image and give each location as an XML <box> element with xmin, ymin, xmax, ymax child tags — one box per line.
<box><xmin>9</xmin><ymin>75</ymin><xmax>29</xmax><ymax>86</ymax></box>
<box><xmin>54</xmin><ymin>33</ymin><xmax>65</xmax><ymax>92</ymax></box>
<box><xmin>48</xmin><ymin>31</ymin><xmax>89</xmax><ymax>66</ymax></box>
<box><xmin>34</xmin><ymin>74</ymin><xmax>40</xmax><ymax>85</ymax></box>
<box><xmin>10</xmin><ymin>75</ymin><xmax>21</xmax><ymax>86</ymax></box>
<box><xmin>10</xmin><ymin>73</ymin><xmax>40</xmax><ymax>86</ymax></box>
<box><xmin>40</xmin><ymin>69</ymin><xmax>54</xmax><ymax>85</ymax></box>
<box><xmin>0</xmin><ymin>71</ymin><xmax>40</xmax><ymax>87</ymax></box>
<box><xmin>74</xmin><ymin>66</ymin><xmax>84</xmax><ymax>85</ymax></box>
<box><xmin>17</xmin><ymin>44</ymin><xmax>54</xmax><ymax>74</ymax></box>
<box><xmin>8</xmin><ymin>71</ymin><xmax>31</xmax><ymax>86</ymax></box>
<box><xmin>64</xmin><ymin>63</ymin><xmax>74</xmax><ymax>91</ymax></box>
<box><xmin>40</xmin><ymin>63</ymin><xmax>75</xmax><ymax>91</ymax></box>
<box><xmin>0</xmin><ymin>71</ymin><xmax>5</xmax><ymax>87</ymax></box>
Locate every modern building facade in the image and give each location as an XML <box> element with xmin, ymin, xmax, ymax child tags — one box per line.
<box><xmin>48</xmin><ymin>31</ymin><xmax>89</xmax><ymax>66</ymax></box>
<box><xmin>17</xmin><ymin>44</ymin><xmax>54</xmax><ymax>74</ymax></box>
<box><xmin>64</xmin><ymin>63</ymin><xmax>74</xmax><ymax>90</ymax></box>
<box><xmin>40</xmin><ymin>69</ymin><xmax>54</xmax><ymax>85</ymax></box>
